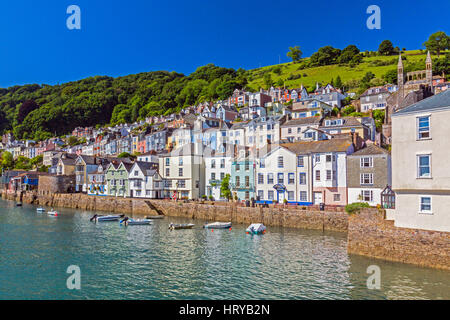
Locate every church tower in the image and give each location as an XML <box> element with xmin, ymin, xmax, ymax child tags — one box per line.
<box><xmin>426</xmin><ymin>51</ymin><xmax>433</xmax><ymax>88</ymax></box>
<box><xmin>397</xmin><ymin>54</ymin><xmax>404</xmax><ymax>99</ymax></box>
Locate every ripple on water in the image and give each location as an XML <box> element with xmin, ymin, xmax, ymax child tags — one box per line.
<box><xmin>0</xmin><ymin>201</ymin><xmax>448</xmax><ymax>300</ymax></box>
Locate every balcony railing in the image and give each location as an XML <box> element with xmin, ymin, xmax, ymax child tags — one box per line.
<box><xmin>230</xmin><ymin>183</ymin><xmax>254</xmax><ymax>191</ymax></box>
<box><xmin>209</xmin><ymin>179</ymin><xmax>221</xmax><ymax>185</ymax></box>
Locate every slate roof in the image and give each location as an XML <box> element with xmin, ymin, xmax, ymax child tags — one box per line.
<box><xmin>282</xmin><ymin>136</ymin><xmax>353</xmax><ymax>154</ymax></box>
<box><xmin>281</xmin><ymin>117</ymin><xmax>321</xmax><ymax>127</ymax></box>
<box><xmin>349</xmin><ymin>144</ymin><xmax>389</xmax><ymax>156</ymax></box>
<box><xmin>393</xmin><ymin>90</ymin><xmax>450</xmax><ymax>116</ymax></box>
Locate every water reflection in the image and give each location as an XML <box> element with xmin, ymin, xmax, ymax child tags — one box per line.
<box><xmin>0</xmin><ymin>200</ymin><xmax>448</xmax><ymax>300</ymax></box>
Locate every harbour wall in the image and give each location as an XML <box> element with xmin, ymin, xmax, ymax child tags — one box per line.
<box><xmin>348</xmin><ymin>211</ymin><xmax>450</xmax><ymax>270</ymax></box>
<box><xmin>3</xmin><ymin>190</ymin><xmax>449</xmax><ymax>270</ymax></box>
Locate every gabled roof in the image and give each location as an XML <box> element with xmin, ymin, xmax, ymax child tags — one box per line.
<box><xmin>393</xmin><ymin>90</ymin><xmax>450</xmax><ymax>116</ymax></box>
<box><xmin>349</xmin><ymin>144</ymin><xmax>390</xmax><ymax>156</ymax></box>
<box><xmin>281</xmin><ymin>117</ymin><xmax>321</xmax><ymax>127</ymax></box>
<box><xmin>282</xmin><ymin>136</ymin><xmax>353</xmax><ymax>154</ymax></box>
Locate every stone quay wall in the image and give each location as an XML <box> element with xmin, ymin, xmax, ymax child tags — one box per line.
<box><xmin>348</xmin><ymin>210</ymin><xmax>450</xmax><ymax>271</ymax></box>
<box><xmin>2</xmin><ymin>191</ymin><xmax>348</xmax><ymax>232</ymax></box>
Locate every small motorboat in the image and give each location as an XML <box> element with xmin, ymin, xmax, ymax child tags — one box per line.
<box><xmin>246</xmin><ymin>223</ymin><xmax>266</xmax><ymax>235</ymax></box>
<box><xmin>90</xmin><ymin>214</ymin><xmax>125</xmax><ymax>222</ymax></box>
<box><xmin>16</xmin><ymin>202</ymin><xmax>23</xmax><ymax>207</ymax></box>
<box><xmin>203</xmin><ymin>222</ymin><xmax>232</xmax><ymax>229</ymax></box>
<box><xmin>146</xmin><ymin>215</ymin><xmax>165</xmax><ymax>220</ymax></box>
<box><xmin>119</xmin><ymin>217</ymin><xmax>152</xmax><ymax>226</ymax></box>
<box><xmin>36</xmin><ymin>207</ymin><xmax>46</xmax><ymax>213</ymax></box>
<box><xmin>47</xmin><ymin>209</ymin><xmax>58</xmax><ymax>217</ymax></box>
<box><xmin>169</xmin><ymin>223</ymin><xmax>195</xmax><ymax>230</ymax></box>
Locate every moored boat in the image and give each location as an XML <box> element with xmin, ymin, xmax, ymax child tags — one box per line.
<box><xmin>169</xmin><ymin>223</ymin><xmax>195</xmax><ymax>230</ymax></box>
<box><xmin>146</xmin><ymin>215</ymin><xmax>165</xmax><ymax>220</ymax></box>
<box><xmin>90</xmin><ymin>214</ymin><xmax>125</xmax><ymax>222</ymax></box>
<box><xmin>16</xmin><ymin>202</ymin><xmax>22</xmax><ymax>207</ymax></box>
<box><xmin>47</xmin><ymin>209</ymin><xmax>58</xmax><ymax>216</ymax></box>
<box><xmin>203</xmin><ymin>222</ymin><xmax>232</xmax><ymax>229</ymax></box>
<box><xmin>119</xmin><ymin>217</ymin><xmax>152</xmax><ymax>226</ymax></box>
<box><xmin>246</xmin><ymin>223</ymin><xmax>266</xmax><ymax>235</ymax></box>
<box><xmin>36</xmin><ymin>207</ymin><xmax>46</xmax><ymax>213</ymax></box>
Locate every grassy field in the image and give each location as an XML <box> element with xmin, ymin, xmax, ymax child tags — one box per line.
<box><xmin>247</xmin><ymin>50</ymin><xmax>436</xmax><ymax>92</ymax></box>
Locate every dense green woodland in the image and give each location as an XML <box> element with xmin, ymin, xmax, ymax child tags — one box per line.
<box><xmin>0</xmin><ymin>65</ymin><xmax>248</xmax><ymax>141</ymax></box>
<box><xmin>0</xmin><ymin>32</ymin><xmax>448</xmax><ymax>141</ymax></box>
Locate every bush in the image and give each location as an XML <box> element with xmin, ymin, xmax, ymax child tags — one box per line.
<box><xmin>345</xmin><ymin>202</ymin><xmax>370</xmax><ymax>215</ymax></box>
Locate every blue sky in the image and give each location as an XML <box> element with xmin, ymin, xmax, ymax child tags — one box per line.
<box><xmin>0</xmin><ymin>0</ymin><xmax>448</xmax><ymax>88</ymax></box>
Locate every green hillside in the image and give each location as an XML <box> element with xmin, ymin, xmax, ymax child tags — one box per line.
<box><xmin>247</xmin><ymin>50</ymin><xmax>444</xmax><ymax>93</ymax></box>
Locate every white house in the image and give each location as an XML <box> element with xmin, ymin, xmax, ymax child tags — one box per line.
<box><xmin>204</xmin><ymin>146</ymin><xmax>233</xmax><ymax>201</ymax></box>
<box><xmin>129</xmin><ymin>161</ymin><xmax>163</xmax><ymax>199</ymax></box>
<box><xmin>391</xmin><ymin>90</ymin><xmax>450</xmax><ymax>232</ymax></box>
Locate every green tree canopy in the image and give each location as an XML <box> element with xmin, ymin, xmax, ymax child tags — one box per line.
<box><xmin>287</xmin><ymin>46</ymin><xmax>303</xmax><ymax>63</ymax></box>
<box><xmin>424</xmin><ymin>31</ymin><xmax>449</xmax><ymax>57</ymax></box>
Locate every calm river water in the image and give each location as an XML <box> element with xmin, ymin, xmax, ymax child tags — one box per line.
<box><xmin>0</xmin><ymin>200</ymin><xmax>448</xmax><ymax>300</ymax></box>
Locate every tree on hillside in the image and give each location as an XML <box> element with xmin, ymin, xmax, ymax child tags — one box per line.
<box><xmin>378</xmin><ymin>40</ymin><xmax>395</xmax><ymax>56</ymax></box>
<box><xmin>0</xmin><ymin>151</ymin><xmax>14</xmax><ymax>170</ymax></box>
<box><xmin>337</xmin><ymin>45</ymin><xmax>360</xmax><ymax>64</ymax></box>
<box><xmin>424</xmin><ymin>31</ymin><xmax>450</xmax><ymax>57</ymax></box>
<box><xmin>17</xmin><ymin>100</ymin><xmax>39</xmax><ymax>124</ymax></box>
<box><xmin>263</xmin><ymin>73</ymin><xmax>273</xmax><ymax>89</ymax></box>
<box><xmin>287</xmin><ymin>46</ymin><xmax>303</xmax><ymax>63</ymax></box>
<box><xmin>310</xmin><ymin>46</ymin><xmax>342</xmax><ymax>66</ymax></box>
<box><xmin>334</xmin><ymin>76</ymin><xmax>343</xmax><ymax>89</ymax></box>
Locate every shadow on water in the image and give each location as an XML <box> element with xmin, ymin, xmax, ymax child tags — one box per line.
<box><xmin>0</xmin><ymin>199</ymin><xmax>448</xmax><ymax>300</ymax></box>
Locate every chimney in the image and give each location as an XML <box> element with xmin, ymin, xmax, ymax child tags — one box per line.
<box><xmin>352</xmin><ymin>132</ymin><xmax>360</xmax><ymax>150</ymax></box>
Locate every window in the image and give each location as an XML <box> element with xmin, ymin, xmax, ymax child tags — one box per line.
<box><xmin>360</xmin><ymin>173</ymin><xmax>373</xmax><ymax>185</ymax></box>
<box><xmin>220</xmin><ymin>159</ymin><xmax>225</xmax><ymax>169</ymax></box>
<box><xmin>260</xmin><ymin>159</ymin><xmax>265</xmax><ymax>168</ymax></box>
<box><xmin>179</xmin><ymin>158</ymin><xmax>183</xmax><ymax>166</ymax></box>
<box><xmin>211</xmin><ymin>173</ymin><xmax>216</xmax><ymax>181</ymax></box>
<box><xmin>211</xmin><ymin>160</ymin><xmax>216</xmax><ymax>168</ymax></box>
<box><xmin>258</xmin><ymin>173</ymin><xmax>264</xmax><ymax>184</ymax></box>
<box><xmin>268</xmin><ymin>173</ymin><xmax>274</xmax><ymax>184</ymax></box>
<box><xmin>245</xmin><ymin>176</ymin><xmax>250</xmax><ymax>187</ymax></box>
<box><xmin>278</xmin><ymin>156</ymin><xmax>284</xmax><ymax>168</ymax></box>
<box><xmin>268</xmin><ymin>191</ymin><xmax>274</xmax><ymax>200</ymax></box>
<box><xmin>299</xmin><ymin>173</ymin><xmax>306</xmax><ymax>185</ymax></box>
<box><xmin>361</xmin><ymin>157</ymin><xmax>373</xmax><ymax>168</ymax></box>
<box><xmin>245</xmin><ymin>162</ymin><xmax>250</xmax><ymax>171</ymax></box>
<box><xmin>235</xmin><ymin>176</ymin><xmax>240</xmax><ymax>187</ymax></box>
<box><xmin>236</xmin><ymin>164</ymin><xmax>240</xmax><ymax>171</ymax></box>
<box><xmin>178</xmin><ymin>180</ymin><xmax>186</xmax><ymax>188</ymax></box>
<box><xmin>334</xmin><ymin>194</ymin><xmax>341</xmax><ymax>202</ymax></box>
<box><xmin>288</xmin><ymin>191</ymin><xmax>294</xmax><ymax>201</ymax></box>
<box><xmin>278</xmin><ymin>173</ymin><xmax>284</xmax><ymax>184</ymax></box>
<box><xmin>326</xmin><ymin>170</ymin><xmax>332</xmax><ymax>181</ymax></box>
<box><xmin>361</xmin><ymin>190</ymin><xmax>373</xmax><ymax>202</ymax></box>
<box><xmin>326</xmin><ymin>155</ymin><xmax>332</xmax><ymax>162</ymax></box>
<box><xmin>165</xmin><ymin>168</ymin><xmax>170</xmax><ymax>177</ymax></box>
<box><xmin>258</xmin><ymin>190</ymin><xmax>264</xmax><ymax>200</ymax></box>
<box><xmin>288</xmin><ymin>173</ymin><xmax>295</xmax><ymax>184</ymax></box>
<box><xmin>288</xmin><ymin>128</ymin><xmax>292</xmax><ymax>134</ymax></box>
<box><xmin>165</xmin><ymin>158</ymin><xmax>170</xmax><ymax>166</ymax></box>
<box><xmin>300</xmin><ymin>191</ymin><xmax>307</xmax><ymax>202</ymax></box>
<box><xmin>417</xmin><ymin>116</ymin><xmax>430</xmax><ymax>140</ymax></box>
<box><xmin>297</xmin><ymin>156</ymin><xmax>304</xmax><ymax>167</ymax></box>
<box><xmin>420</xmin><ymin>197</ymin><xmax>432</xmax><ymax>213</ymax></box>
<box><xmin>417</xmin><ymin>155</ymin><xmax>431</xmax><ymax>178</ymax></box>
<box><xmin>315</xmin><ymin>170</ymin><xmax>321</xmax><ymax>181</ymax></box>
<box><xmin>179</xmin><ymin>168</ymin><xmax>183</xmax><ymax>177</ymax></box>
<box><xmin>315</xmin><ymin>154</ymin><xmax>321</xmax><ymax>163</ymax></box>
<box><xmin>220</xmin><ymin>172</ymin><xmax>225</xmax><ymax>180</ymax></box>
